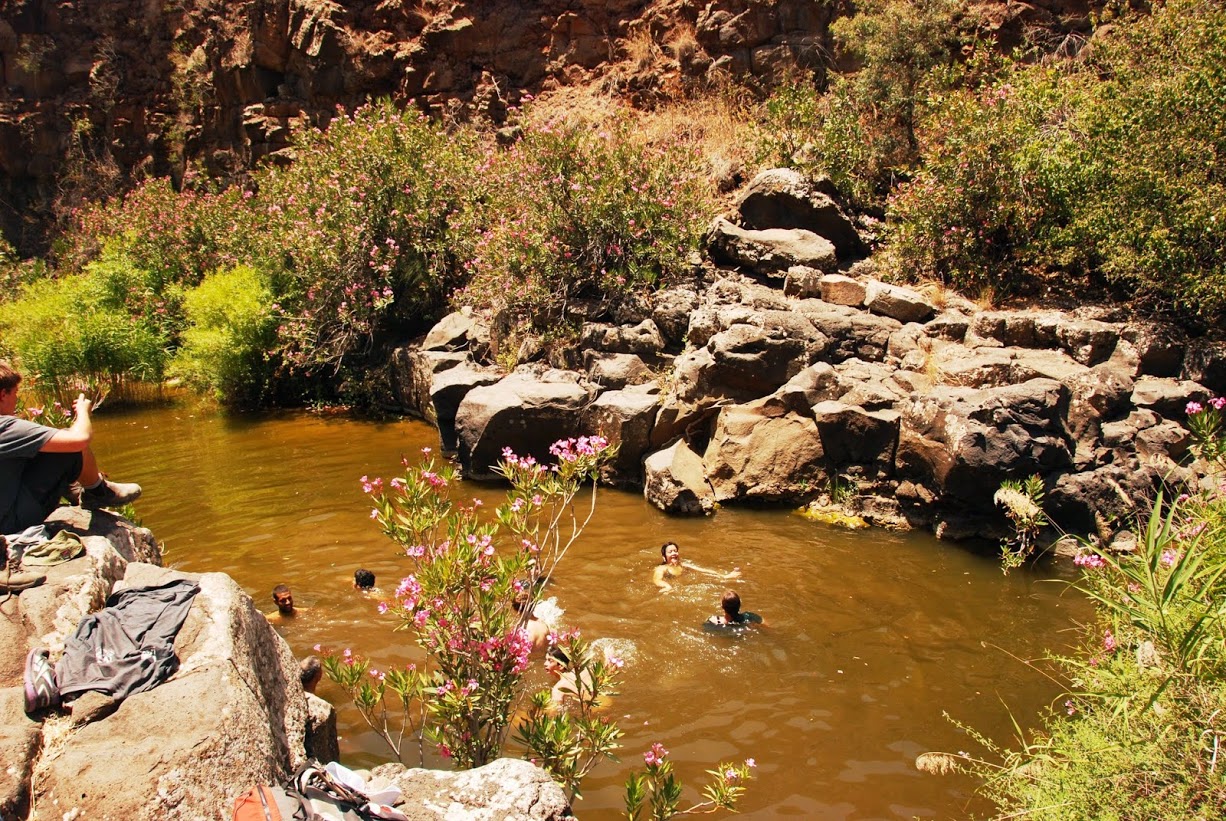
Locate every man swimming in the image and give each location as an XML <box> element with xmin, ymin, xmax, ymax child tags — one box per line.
<box><xmin>652</xmin><ymin>541</ymin><xmax>741</xmax><ymax>592</ymax></box>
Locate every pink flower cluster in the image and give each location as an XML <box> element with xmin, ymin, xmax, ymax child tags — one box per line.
<box><xmin>1074</xmin><ymin>552</ymin><xmax>1105</xmax><ymax>569</ymax></box>
<box><xmin>1103</xmin><ymin>629</ymin><xmax>1117</xmax><ymax>653</ymax></box>
<box><xmin>643</xmin><ymin>742</ymin><xmax>669</xmax><ymax>766</ymax></box>
<box><xmin>1187</xmin><ymin>397</ymin><xmax>1226</xmax><ymax>415</ymax></box>
<box><xmin>360</xmin><ymin>475</ymin><xmax>383</xmax><ymax>494</ymax></box>
<box><xmin>549</xmin><ymin>435</ymin><xmax>610</xmax><ymax>463</ymax></box>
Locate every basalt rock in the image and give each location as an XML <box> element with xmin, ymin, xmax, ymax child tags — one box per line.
<box><xmin>455</xmin><ymin>369</ymin><xmax>593</xmax><ymax>480</ymax></box>
<box><xmin>371</xmin><ymin>758</ymin><xmax>570</xmax><ymax>821</ymax></box>
<box><xmin>408</xmin><ymin>168</ymin><xmax>1222</xmax><ymax>544</ymax></box>
<box><xmin>734</xmin><ymin>168</ymin><xmax>867</xmax><ymax>260</ymax></box>
<box><xmin>0</xmin><ymin>511</ymin><xmax>329</xmax><ymax>821</ymax></box>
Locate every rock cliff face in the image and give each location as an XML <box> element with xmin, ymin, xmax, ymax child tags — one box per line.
<box><xmin>0</xmin><ymin>0</ymin><xmax>838</xmax><ymax>252</ymax></box>
<box><xmin>1</xmin><ymin>0</ymin><xmax>1106</xmax><ymax>254</ymax></box>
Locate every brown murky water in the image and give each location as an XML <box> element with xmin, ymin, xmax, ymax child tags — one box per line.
<box><xmin>92</xmin><ymin>402</ymin><xmax>1089</xmax><ymax>820</ymax></box>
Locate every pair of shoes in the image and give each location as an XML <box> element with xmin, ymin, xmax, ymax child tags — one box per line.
<box><xmin>23</xmin><ymin>648</ymin><xmax>61</xmax><ymax>713</ymax></box>
<box><xmin>77</xmin><ymin>476</ymin><xmax>142</xmax><ymax>509</ymax></box>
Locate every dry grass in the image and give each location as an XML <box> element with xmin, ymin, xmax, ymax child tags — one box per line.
<box><xmin>912</xmin><ymin>278</ymin><xmax>951</xmax><ymax>310</ymax></box>
<box><xmin>666</xmin><ymin>23</ymin><xmax>701</xmax><ymax>64</ymax></box>
<box><xmin>624</xmin><ymin>27</ymin><xmax>661</xmax><ymax>72</ymax></box>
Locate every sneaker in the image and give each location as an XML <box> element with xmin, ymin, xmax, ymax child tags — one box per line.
<box><xmin>0</xmin><ymin>569</ymin><xmax>46</xmax><ymax>593</ymax></box>
<box><xmin>78</xmin><ymin>476</ymin><xmax>142</xmax><ymax>509</ymax></box>
<box><xmin>23</xmin><ymin>648</ymin><xmax>61</xmax><ymax>713</ymax></box>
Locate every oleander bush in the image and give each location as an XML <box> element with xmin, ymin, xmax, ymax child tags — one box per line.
<box><xmin>453</xmin><ymin>113</ymin><xmax>716</xmax><ymax>335</ymax></box>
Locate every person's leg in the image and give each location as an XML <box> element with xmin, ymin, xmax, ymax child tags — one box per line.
<box><xmin>2</xmin><ymin>452</ymin><xmax>83</xmax><ymax>532</ymax></box>
<box><xmin>78</xmin><ymin>447</ymin><xmax>100</xmax><ymax>487</ymax></box>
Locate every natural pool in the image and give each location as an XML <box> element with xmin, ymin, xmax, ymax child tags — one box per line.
<box><xmin>92</xmin><ymin>402</ymin><xmax>1090</xmax><ymax>820</ymax></box>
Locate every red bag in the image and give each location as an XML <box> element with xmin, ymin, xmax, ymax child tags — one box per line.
<box><xmin>232</xmin><ymin>784</ymin><xmax>310</xmax><ymax>821</ymax></box>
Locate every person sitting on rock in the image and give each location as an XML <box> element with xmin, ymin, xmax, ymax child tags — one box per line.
<box><xmin>652</xmin><ymin>541</ymin><xmax>741</xmax><ymax>592</ymax></box>
<box><xmin>0</xmin><ymin>361</ymin><xmax>142</xmax><ymax>535</ymax></box>
<box><xmin>704</xmin><ymin>589</ymin><xmax>764</xmax><ymax>631</ymax></box>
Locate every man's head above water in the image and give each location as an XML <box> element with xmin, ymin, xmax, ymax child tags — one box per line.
<box><xmin>272</xmin><ymin>583</ymin><xmax>294</xmax><ymax>615</ymax></box>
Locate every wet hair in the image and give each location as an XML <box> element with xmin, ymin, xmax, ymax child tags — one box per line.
<box><xmin>0</xmin><ymin>361</ymin><xmax>20</xmax><ymax>393</ymax></box>
<box><xmin>547</xmin><ymin>647</ymin><xmax>570</xmax><ymax>665</ymax></box>
<box><xmin>512</xmin><ymin>589</ymin><xmax>532</xmax><ymax>614</ymax></box>
<box><xmin>272</xmin><ymin>583</ymin><xmax>292</xmax><ymax>598</ymax></box>
<box><xmin>354</xmin><ymin>569</ymin><xmax>375</xmax><ymax>589</ymax></box>
<box><xmin>721</xmin><ymin>590</ymin><xmax>742</xmax><ymax>621</ymax></box>
<box><xmin>299</xmin><ymin>655</ymin><xmax>322</xmax><ymax>689</ymax></box>
<box><xmin>659</xmin><ymin>542</ymin><xmax>678</xmax><ymax>563</ymax></box>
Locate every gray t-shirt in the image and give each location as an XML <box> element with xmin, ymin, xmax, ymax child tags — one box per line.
<box><xmin>0</xmin><ymin>415</ymin><xmax>57</xmax><ymax>522</ymax></box>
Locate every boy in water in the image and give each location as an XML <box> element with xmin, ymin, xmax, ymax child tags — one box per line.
<box><xmin>705</xmin><ymin>589</ymin><xmax>765</xmax><ymax>630</ymax></box>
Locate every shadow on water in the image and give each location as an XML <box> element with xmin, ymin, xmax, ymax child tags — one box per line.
<box><xmin>92</xmin><ymin>403</ymin><xmax>1090</xmax><ymax>820</ymax></box>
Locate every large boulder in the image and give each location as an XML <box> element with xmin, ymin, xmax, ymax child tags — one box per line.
<box><xmin>863</xmin><ymin>281</ymin><xmax>936</xmax><ymax>324</ymax></box>
<box><xmin>796</xmin><ymin>299</ymin><xmax>900</xmax><ymax>363</ymax></box>
<box><xmin>371</xmin><ymin>758</ymin><xmax>570</xmax><ymax>820</ymax></box>
<box><xmin>644</xmin><ymin>439</ymin><xmax>716</xmax><ymax>515</ymax></box>
<box><xmin>734</xmin><ymin>168</ymin><xmax>867</xmax><ymax>259</ymax></box>
<box><xmin>429</xmin><ymin>361</ymin><xmax>504</xmax><ymax>450</ymax></box>
<box><xmin>1130</xmin><ymin>376</ymin><xmax>1211</xmax><ymax>420</ymax></box>
<box><xmin>32</xmin><ymin>563</ymin><xmax>310</xmax><ymax>821</ymax></box>
<box><xmin>896</xmin><ymin>379</ymin><xmax>1073</xmax><ymax>510</ymax></box>
<box><xmin>388</xmin><ymin>348</ymin><xmax>469</xmax><ymax>422</ymax></box>
<box><xmin>580</xmin><ymin>320</ymin><xmax>666</xmax><ymax>357</ymax></box>
<box><xmin>421</xmin><ymin>309</ymin><xmax>490</xmax><ymax>357</ymax></box>
<box><xmin>673</xmin><ymin>322</ymin><xmax>827</xmax><ymax>405</ymax></box>
<box><xmin>455</xmin><ymin>371</ymin><xmax>593</xmax><ymax>480</ymax></box>
<box><xmin>703</xmin><ymin>394</ymin><xmax>825</xmax><ymax>503</ymax></box>
<box><xmin>811</xmin><ymin>401</ymin><xmax>900</xmax><ymax>469</ymax></box>
<box><xmin>705</xmin><ymin>217</ymin><xmax>838</xmax><ymax>275</ymax></box>
<box><xmin>582</xmin><ymin>386</ymin><xmax>661</xmax><ymax>488</ymax></box>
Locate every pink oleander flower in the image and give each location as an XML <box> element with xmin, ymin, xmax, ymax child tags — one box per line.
<box><xmin>643</xmin><ymin>742</ymin><xmax>669</xmax><ymax>766</ymax></box>
<box><xmin>1074</xmin><ymin>552</ymin><xmax>1105</xmax><ymax>569</ymax></box>
<box><xmin>370</xmin><ymin>508</ymin><xmax>379</xmax><ymax>520</ymax></box>
<box><xmin>1065</xmin><ymin>700</ymin><xmax>1076</xmax><ymax>715</ymax></box>
<box><xmin>1161</xmin><ymin>548</ymin><xmax>1181</xmax><ymax>567</ymax></box>
<box><xmin>1103</xmin><ymin>630</ymin><xmax>1117</xmax><ymax>653</ymax></box>
<box><xmin>745</xmin><ymin>758</ymin><xmax>756</xmax><ymax>768</ymax></box>
<box><xmin>1211</xmin><ymin>396</ymin><xmax>1226</xmax><ymax>410</ymax></box>
<box><xmin>1186</xmin><ymin>401</ymin><xmax>1204</xmax><ymax>415</ymax></box>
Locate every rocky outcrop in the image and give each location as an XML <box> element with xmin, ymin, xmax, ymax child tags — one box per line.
<box><xmin>0</xmin><ymin>0</ymin><xmax>842</xmax><ymax>254</ymax></box>
<box><xmin>395</xmin><ymin>167</ymin><xmax>1224</xmax><ymax>544</ymax></box>
<box><xmin>0</xmin><ymin>508</ymin><xmax>320</xmax><ymax>821</ymax></box>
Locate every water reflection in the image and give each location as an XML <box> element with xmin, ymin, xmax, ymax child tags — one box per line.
<box><xmin>92</xmin><ymin>403</ymin><xmax>1088</xmax><ymax>820</ymax></box>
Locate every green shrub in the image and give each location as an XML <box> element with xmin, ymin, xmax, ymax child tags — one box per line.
<box><xmin>172</xmin><ymin>265</ymin><xmax>278</xmax><ymax>406</ymax></box>
<box><xmin>881</xmin><ymin>63</ymin><xmax>1083</xmax><ymax>295</ymax></box>
<box><xmin>0</xmin><ymin>272</ymin><xmax>168</xmax><ymax>399</ymax></box>
<box><xmin>454</xmin><ymin>115</ymin><xmax>715</xmax><ymax>332</ymax></box>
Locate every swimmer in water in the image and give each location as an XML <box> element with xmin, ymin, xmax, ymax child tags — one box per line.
<box><xmin>513</xmin><ymin>590</ymin><xmax>552</xmax><ymax>659</ymax></box>
<box><xmin>265</xmin><ymin>583</ymin><xmax>307</xmax><ymax>622</ymax></box>
<box><xmin>653</xmin><ymin>541</ymin><xmax>741</xmax><ymax>592</ymax></box>
<box><xmin>704</xmin><ymin>589</ymin><xmax>764</xmax><ymax>630</ymax></box>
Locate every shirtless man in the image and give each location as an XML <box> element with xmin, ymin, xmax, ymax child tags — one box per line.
<box><xmin>513</xmin><ymin>590</ymin><xmax>551</xmax><ymax>658</ymax></box>
<box><xmin>266</xmin><ymin>583</ymin><xmax>301</xmax><ymax>622</ymax></box>
<box><xmin>652</xmin><ymin>541</ymin><xmax>741</xmax><ymax>592</ymax></box>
